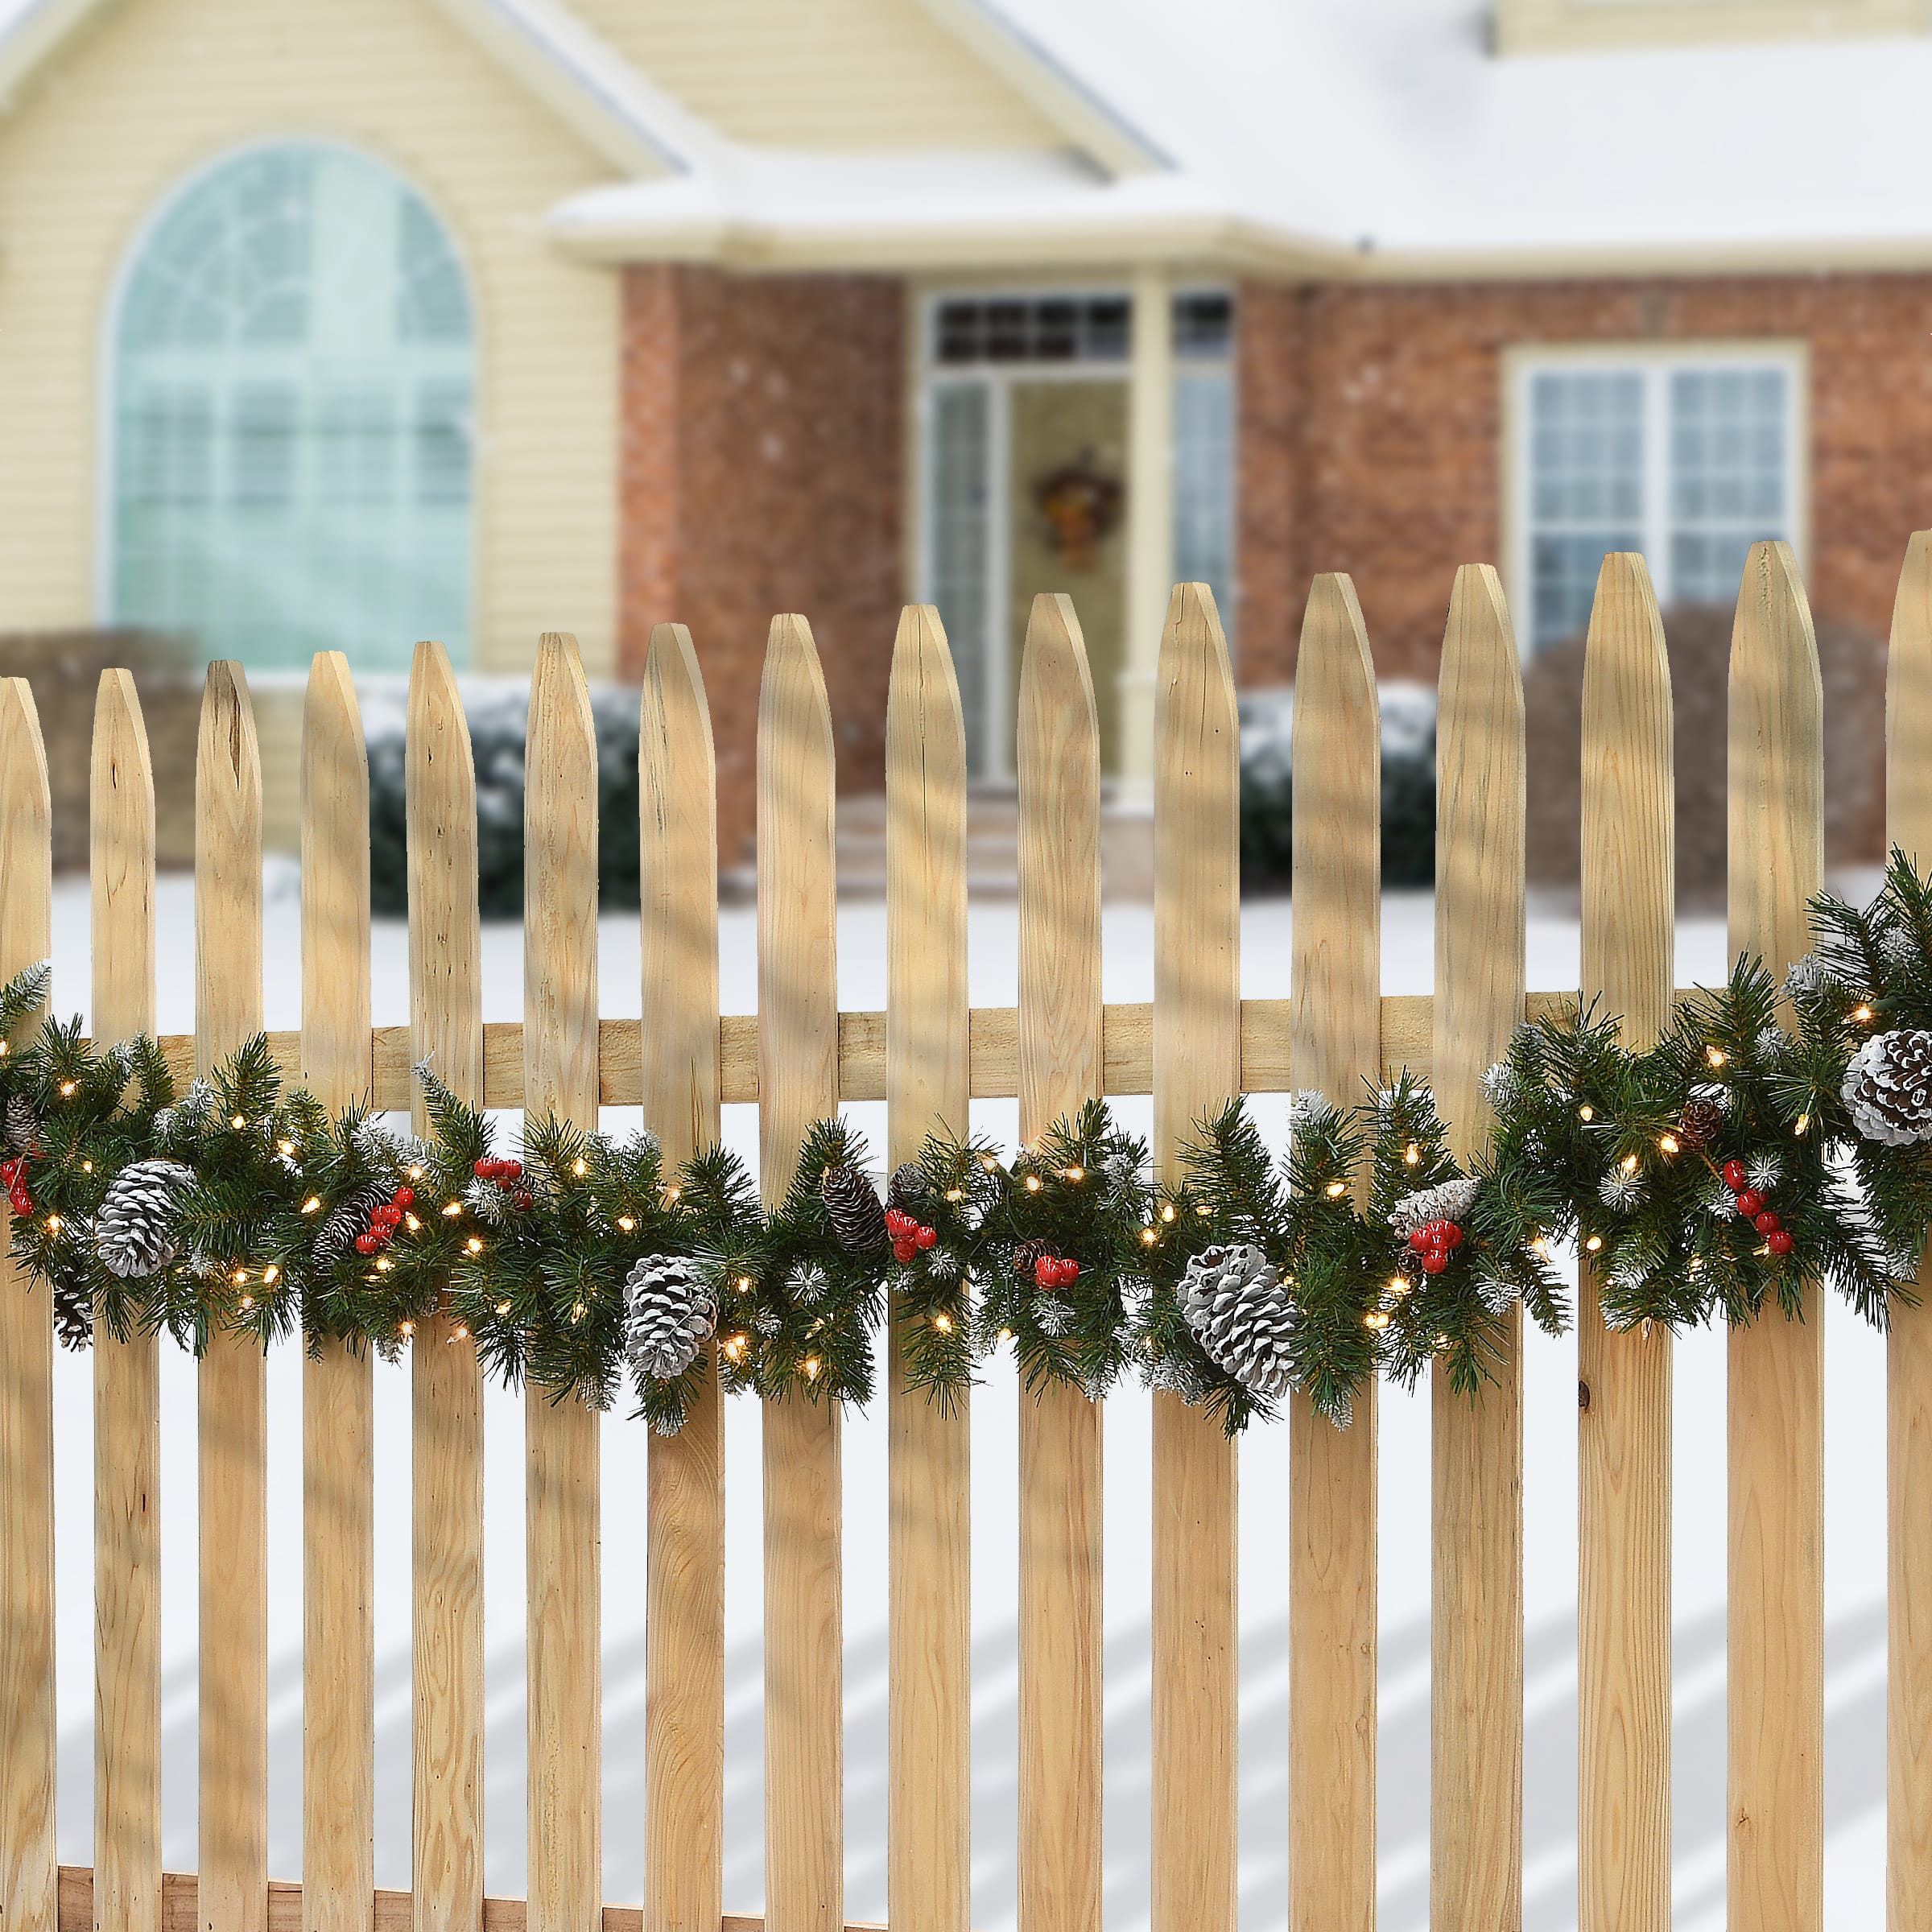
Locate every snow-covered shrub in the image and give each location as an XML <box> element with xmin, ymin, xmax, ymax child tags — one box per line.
<box><xmin>1237</xmin><ymin>681</ymin><xmax>1436</xmax><ymax>894</ymax></box>
<box><xmin>367</xmin><ymin>683</ymin><xmax>642</xmax><ymax>919</ymax></box>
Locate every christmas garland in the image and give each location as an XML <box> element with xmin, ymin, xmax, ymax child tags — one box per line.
<box><xmin>9</xmin><ymin>850</ymin><xmax>1932</xmax><ymax>1439</ymax></box>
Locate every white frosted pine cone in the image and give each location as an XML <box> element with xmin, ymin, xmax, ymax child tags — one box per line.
<box><xmin>1844</xmin><ymin>1028</ymin><xmax>1932</xmax><ymax>1146</ymax></box>
<box><xmin>1178</xmin><ymin>1241</ymin><xmax>1296</xmax><ymax>1401</ymax></box>
<box><xmin>623</xmin><ymin>1253</ymin><xmax>716</xmax><ymax>1381</ymax></box>
<box><xmin>94</xmin><ymin>1158</ymin><xmax>195</xmax><ymax>1278</ymax></box>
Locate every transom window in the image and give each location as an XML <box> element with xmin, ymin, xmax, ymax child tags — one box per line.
<box><xmin>110</xmin><ymin>143</ymin><xmax>474</xmax><ymax>670</ymax></box>
<box><xmin>1512</xmin><ymin>348</ymin><xmax>1803</xmax><ymax>652</ymax></box>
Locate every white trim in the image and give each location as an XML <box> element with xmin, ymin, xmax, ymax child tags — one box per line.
<box><xmin>1501</xmin><ymin>339</ymin><xmax>1810</xmax><ymax>653</ymax></box>
<box><xmin>907</xmin><ymin>0</ymin><xmax>1166</xmax><ymax>178</ymax></box>
<box><xmin>94</xmin><ymin>135</ymin><xmax>484</xmax><ymax>664</ymax></box>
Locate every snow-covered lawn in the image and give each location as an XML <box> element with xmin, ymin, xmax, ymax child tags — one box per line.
<box><xmin>42</xmin><ymin>874</ymin><xmax>1886</xmax><ymax>1930</ymax></box>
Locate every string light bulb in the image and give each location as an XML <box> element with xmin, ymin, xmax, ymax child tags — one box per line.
<box><xmin>617</xmin><ymin>1215</ymin><xmax>635</xmax><ymax>1232</ymax></box>
<box><xmin>933</xmin><ymin>1312</ymin><xmax>952</xmax><ymax>1333</ymax></box>
<box><xmin>1707</xmin><ymin>1046</ymin><xmax>1728</xmax><ymax>1068</ymax></box>
<box><xmin>466</xmin><ymin>1236</ymin><xmax>483</xmax><ymax>1254</ymax></box>
<box><xmin>59</xmin><ymin>1081</ymin><xmax>74</xmax><ymax>1097</ymax></box>
<box><xmin>1658</xmin><ymin>1133</ymin><xmax>1680</xmax><ymax>1156</ymax></box>
<box><xmin>1585</xmin><ymin>1234</ymin><xmax>1603</xmax><ymax>1253</ymax></box>
<box><xmin>1578</xmin><ymin>1104</ymin><xmax>1594</xmax><ymax>1121</ymax></box>
<box><xmin>301</xmin><ymin>1196</ymin><xmax>321</xmax><ymax>1214</ymax></box>
<box><xmin>1326</xmin><ymin>1179</ymin><xmax>1348</xmax><ymax>1197</ymax></box>
<box><xmin>1404</xmin><ymin>1142</ymin><xmax>1420</xmax><ymax>1166</ymax></box>
<box><xmin>443</xmin><ymin>1200</ymin><xmax>463</xmax><ymax>1216</ymax></box>
<box><xmin>1025</xmin><ymin>1174</ymin><xmax>1042</xmax><ymax>1192</ymax></box>
<box><xmin>1856</xmin><ymin>1005</ymin><xmax>1875</xmax><ymax>1023</ymax></box>
<box><xmin>231</xmin><ymin>1114</ymin><xmax>246</xmax><ymax>1130</ymax></box>
<box><xmin>399</xmin><ymin>1320</ymin><xmax>415</xmax><ymax>1338</ymax></box>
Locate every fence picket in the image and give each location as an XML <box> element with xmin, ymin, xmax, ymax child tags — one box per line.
<box><xmin>1578</xmin><ymin>554</ymin><xmax>1673</xmax><ymax>1930</ymax></box>
<box><xmin>1431</xmin><ymin>564</ymin><xmax>1527</xmax><ymax>1931</ymax></box>
<box><xmin>1889</xmin><ymin>530</ymin><xmax>1932</xmax><ymax>1930</ymax></box>
<box><xmin>407</xmin><ymin>641</ymin><xmax>486</xmax><ymax>1932</ymax></box>
<box><xmin>196</xmin><ymin>661</ymin><xmax>268</xmax><ymax>1932</ymax></box>
<box><xmin>1015</xmin><ymin>593</ymin><xmax>1104</xmax><ymax>1932</ymax></box>
<box><xmin>523</xmin><ymin>634</ymin><xmax>603</xmax><ymax>1932</ymax></box>
<box><xmin>91</xmin><ymin>671</ymin><xmax>162</xmax><ymax>1932</ymax></box>
<box><xmin>1150</xmin><ymin>583</ymin><xmax>1240</xmax><ymax>1932</ymax></box>
<box><xmin>0</xmin><ymin>679</ymin><xmax>53</xmax><ymax>1932</ymax></box>
<box><xmin>1727</xmin><ymin>540</ymin><xmax>1824</xmax><ymax>1929</ymax></box>
<box><xmin>639</xmin><ymin>622</ymin><xmax>724</xmax><ymax>1932</ymax></box>
<box><xmin>301</xmin><ymin>653</ymin><xmax>376</xmax><ymax>1931</ymax></box>
<box><xmin>1286</xmin><ymin>575</ymin><xmax>1379</xmax><ymax>1932</ymax></box>
<box><xmin>757</xmin><ymin>614</ymin><xmax>844</xmax><ymax>1932</ymax></box>
<box><xmin>885</xmin><ymin>605</ymin><xmax>972</xmax><ymax>1932</ymax></box>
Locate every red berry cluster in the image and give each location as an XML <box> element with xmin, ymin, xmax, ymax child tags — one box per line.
<box><xmin>1032</xmin><ymin>1252</ymin><xmax>1081</xmax><ymax>1290</ymax></box>
<box><xmin>1406</xmin><ymin>1218</ymin><xmax>1464</xmax><ymax>1276</ymax></box>
<box><xmin>1719</xmin><ymin>1158</ymin><xmax>1794</xmax><ymax>1255</ymax></box>
<box><xmin>354</xmin><ymin>1184</ymin><xmax>415</xmax><ymax>1257</ymax></box>
<box><xmin>886</xmin><ymin>1207</ymin><xmax>938</xmax><ymax>1265</ymax></box>
<box><xmin>473</xmin><ymin>1156</ymin><xmax>534</xmax><ymax>1213</ymax></box>
<box><xmin>0</xmin><ymin>1153</ymin><xmax>31</xmax><ymax>1218</ymax></box>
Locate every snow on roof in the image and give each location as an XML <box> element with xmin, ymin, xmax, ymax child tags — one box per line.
<box><xmin>7</xmin><ymin>0</ymin><xmax>1932</xmax><ymax>273</ymax></box>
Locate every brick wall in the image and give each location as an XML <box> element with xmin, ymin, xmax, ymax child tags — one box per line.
<box><xmin>621</xmin><ymin>265</ymin><xmax>905</xmax><ymax>864</ymax></box>
<box><xmin>1234</xmin><ymin>274</ymin><xmax>1932</xmax><ymax>684</ymax></box>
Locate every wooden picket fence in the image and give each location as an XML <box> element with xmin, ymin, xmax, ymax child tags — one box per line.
<box><xmin>0</xmin><ymin>535</ymin><xmax>1926</xmax><ymax>1932</ymax></box>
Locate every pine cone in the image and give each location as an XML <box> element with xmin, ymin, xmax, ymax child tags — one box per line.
<box><xmin>886</xmin><ymin>1162</ymin><xmax>928</xmax><ymax>1213</ymax></box>
<box><xmin>1178</xmin><ymin>1242</ymin><xmax>1297</xmax><ymax>1401</ymax></box>
<box><xmin>1388</xmin><ymin>1176</ymin><xmax>1480</xmax><ymax>1241</ymax></box>
<box><xmin>1844</xmin><ymin>1028</ymin><xmax>1932</xmax><ymax>1146</ymax></box>
<box><xmin>819</xmin><ymin>1162</ymin><xmax>886</xmax><ymax>1255</ymax></box>
<box><xmin>623</xmin><ymin>1253</ymin><xmax>716</xmax><ymax>1381</ymax></box>
<box><xmin>312</xmin><ymin>1183</ymin><xmax>387</xmax><ymax>1271</ymax></box>
<box><xmin>1678</xmin><ymin>1096</ymin><xmax>1724</xmax><ymax>1150</ymax></box>
<box><xmin>4</xmin><ymin>1092</ymin><xmax>39</xmax><ymax>1154</ymax></box>
<box><xmin>94</xmin><ymin>1158</ymin><xmax>195</xmax><ymax>1278</ymax></box>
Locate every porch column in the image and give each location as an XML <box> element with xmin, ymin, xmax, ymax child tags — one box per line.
<box><xmin>1120</xmin><ymin>264</ymin><xmax>1174</xmax><ymax>797</ymax></box>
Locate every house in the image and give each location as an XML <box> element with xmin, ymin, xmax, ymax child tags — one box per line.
<box><xmin>1</xmin><ymin>0</ymin><xmax>1928</xmax><ymax>860</ymax></box>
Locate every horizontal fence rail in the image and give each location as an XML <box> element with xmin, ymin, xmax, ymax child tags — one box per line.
<box><xmin>0</xmin><ymin>535</ymin><xmax>1925</xmax><ymax>1932</ymax></box>
<box><xmin>94</xmin><ymin>989</ymin><xmax>1661</xmax><ymax>1110</ymax></box>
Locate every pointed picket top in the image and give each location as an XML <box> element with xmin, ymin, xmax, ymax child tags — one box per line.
<box><xmin>757</xmin><ymin>612</ymin><xmax>837</xmax><ymax>1199</ymax></box>
<box><xmin>407</xmin><ymin>639</ymin><xmax>482</xmax><ymax>1122</ymax></box>
<box><xmin>886</xmin><ymin>604</ymin><xmax>968</xmax><ymax>1160</ymax></box>
<box><xmin>1152</xmin><ymin>580</ymin><xmax>1240</xmax><ymax>1173</ymax></box>
<box><xmin>1889</xmin><ymin>530</ymin><xmax>1932</xmax><ymax>863</ymax></box>
<box><xmin>0</xmin><ymin>679</ymin><xmax>49</xmax><ymax>990</ymax></box>
<box><xmin>1580</xmin><ymin>552</ymin><xmax>1673</xmax><ymax>1043</ymax></box>
<box><xmin>301</xmin><ymin>653</ymin><xmax>372</xmax><ymax>1111</ymax></box>
<box><xmin>1434</xmin><ymin>563</ymin><xmax>1525</xmax><ymax>1154</ymax></box>
<box><xmin>1290</xmin><ymin>572</ymin><xmax>1381</xmax><ymax>1113</ymax></box>
<box><xmin>524</xmin><ymin>631</ymin><xmax>599</xmax><ymax>1129</ymax></box>
<box><xmin>1017</xmin><ymin>592</ymin><xmax>1102</xmax><ymax>1141</ymax></box>
<box><xmin>89</xmin><ymin>671</ymin><xmax>156</xmax><ymax>1045</ymax></box>
<box><xmin>1728</xmin><ymin>539</ymin><xmax>1822</xmax><ymax>974</ymax></box>
<box><xmin>640</xmin><ymin>621</ymin><xmax>720</xmax><ymax>1163</ymax></box>
<box><xmin>195</xmin><ymin>660</ymin><xmax>262</xmax><ymax>1067</ymax></box>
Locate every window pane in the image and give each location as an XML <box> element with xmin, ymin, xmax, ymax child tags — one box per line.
<box><xmin>112</xmin><ymin>144</ymin><xmax>473</xmax><ymax>670</ymax></box>
<box><xmin>1174</xmin><ymin>366</ymin><xmax>1234</xmax><ymax>641</ymax></box>
<box><xmin>929</xmin><ymin>383</ymin><xmax>992</xmax><ymax>770</ymax></box>
<box><xmin>1523</xmin><ymin>369</ymin><xmax>1644</xmax><ymax>650</ymax></box>
<box><xmin>1668</xmin><ymin>364</ymin><xmax>1788</xmax><ymax>608</ymax></box>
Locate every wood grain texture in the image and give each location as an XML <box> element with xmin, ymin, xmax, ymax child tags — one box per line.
<box><xmin>523</xmin><ymin>635</ymin><xmax>603</xmax><ymax>1932</ymax></box>
<box><xmin>0</xmin><ymin>679</ymin><xmax>53</xmax><ymax>1932</ymax></box>
<box><xmin>1577</xmin><ymin>555</ymin><xmax>1674</xmax><ymax>1932</ymax></box>
<box><xmin>1014</xmin><ymin>594</ymin><xmax>1104</xmax><ymax>1932</ymax></box>
<box><xmin>639</xmin><ymin>624</ymin><xmax>725</xmax><ymax>1932</ymax></box>
<box><xmin>884</xmin><ymin>607</ymin><xmax>971</xmax><ymax>1932</ymax></box>
<box><xmin>55</xmin><ymin>1866</ymin><xmax>893</xmax><ymax>1932</ymax></box>
<box><xmin>1727</xmin><ymin>541</ymin><xmax>1824</xmax><ymax>1930</ymax></box>
<box><xmin>757</xmin><ymin>615</ymin><xmax>844</xmax><ymax>1932</ymax></box>
<box><xmin>195</xmin><ymin>661</ymin><xmax>268</xmax><ymax>1932</ymax></box>
<box><xmin>407</xmin><ymin>641</ymin><xmax>486</xmax><ymax>1932</ymax></box>
<box><xmin>1149</xmin><ymin>584</ymin><xmax>1239</xmax><ymax>1932</ymax></box>
<box><xmin>1430</xmin><ymin>564</ymin><xmax>1527</xmax><ymax>1932</ymax></box>
<box><xmin>301</xmin><ymin>654</ymin><xmax>376</xmax><ymax>1932</ymax></box>
<box><xmin>1889</xmin><ymin>530</ymin><xmax>1932</xmax><ymax>1932</ymax></box>
<box><xmin>1286</xmin><ymin>576</ymin><xmax>1379</xmax><ymax>1932</ymax></box>
<box><xmin>91</xmin><ymin>672</ymin><xmax>162</xmax><ymax>1932</ymax></box>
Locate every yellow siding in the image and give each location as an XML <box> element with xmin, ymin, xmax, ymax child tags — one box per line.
<box><xmin>570</xmin><ymin>0</ymin><xmax>1062</xmax><ymax>150</ymax></box>
<box><xmin>0</xmin><ymin>0</ymin><xmax>624</xmax><ymax>679</ymax></box>
<box><xmin>1496</xmin><ymin>0</ymin><xmax>1927</xmax><ymax>53</ymax></box>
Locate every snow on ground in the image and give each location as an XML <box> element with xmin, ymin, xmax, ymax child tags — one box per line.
<box><xmin>43</xmin><ymin>873</ymin><xmax>1886</xmax><ymax>1930</ymax></box>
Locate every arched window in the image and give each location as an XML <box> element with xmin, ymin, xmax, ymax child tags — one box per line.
<box><xmin>111</xmin><ymin>143</ymin><xmax>473</xmax><ymax>670</ymax></box>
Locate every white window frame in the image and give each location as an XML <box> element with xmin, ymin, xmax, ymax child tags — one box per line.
<box><xmin>910</xmin><ymin>281</ymin><xmax>1236</xmax><ymax>778</ymax></box>
<box><xmin>1503</xmin><ymin>340</ymin><xmax>1809</xmax><ymax>655</ymax></box>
